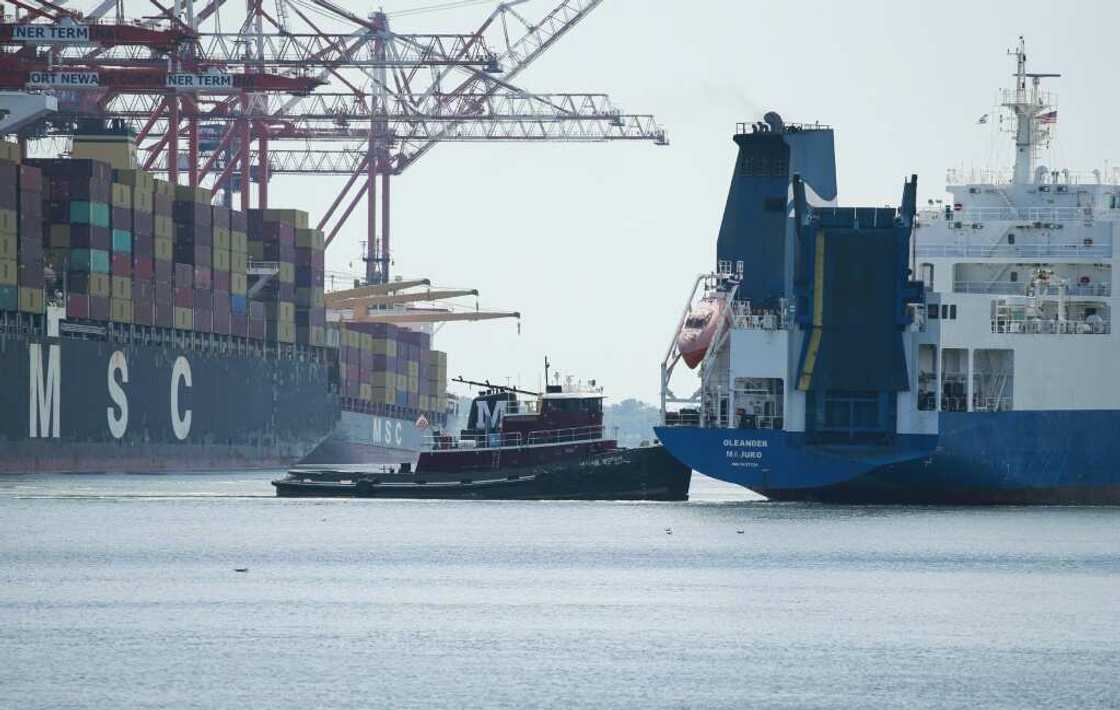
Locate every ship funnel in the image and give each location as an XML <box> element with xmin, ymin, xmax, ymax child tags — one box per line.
<box><xmin>763</xmin><ymin>111</ymin><xmax>785</xmax><ymax>134</ymax></box>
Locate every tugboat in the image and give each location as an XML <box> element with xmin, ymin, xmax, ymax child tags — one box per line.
<box><xmin>272</xmin><ymin>376</ymin><xmax>692</xmax><ymax>500</ymax></box>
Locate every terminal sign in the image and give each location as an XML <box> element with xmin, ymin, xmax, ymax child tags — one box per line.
<box><xmin>166</xmin><ymin>73</ymin><xmax>235</xmax><ymax>90</ymax></box>
<box><xmin>12</xmin><ymin>24</ymin><xmax>91</xmax><ymax>43</ymax></box>
<box><xmin>26</xmin><ymin>71</ymin><xmax>100</xmax><ymax>88</ymax></box>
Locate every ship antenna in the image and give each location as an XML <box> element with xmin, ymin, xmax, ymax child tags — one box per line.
<box><xmin>1004</xmin><ymin>36</ymin><xmax>1061</xmax><ymax>184</ymax></box>
<box><xmin>544</xmin><ymin>356</ymin><xmax>550</xmax><ymax>388</ymax></box>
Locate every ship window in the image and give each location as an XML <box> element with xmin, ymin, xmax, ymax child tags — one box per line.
<box><xmin>949</xmin><ymin>305</ymin><xmax>957</xmax><ymax>319</ymax></box>
<box><xmin>1007</xmin><ymin>233</ymin><xmax>1016</xmax><ymax>245</ymax></box>
<box><xmin>927</xmin><ymin>304</ymin><xmax>939</xmax><ymax>319</ymax></box>
<box><xmin>1010</xmin><ymin>271</ymin><xmax>1018</xmax><ymax>282</ymax></box>
<box><xmin>941</xmin><ymin>305</ymin><xmax>949</xmax><ymax>319</ymax></box>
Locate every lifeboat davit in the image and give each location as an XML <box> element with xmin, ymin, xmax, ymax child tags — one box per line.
<box><xmin>677</xmin><ymin>297</ymin><xmax>725</xmax><ymax>369</ymax></box>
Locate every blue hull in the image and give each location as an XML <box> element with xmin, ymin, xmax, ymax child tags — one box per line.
<box><xmin>655</xmin><ymin>411</ymin><xmax>1120</xmax><ymax>505</ymax></box>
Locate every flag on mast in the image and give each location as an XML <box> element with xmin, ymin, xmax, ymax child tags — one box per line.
<box><xmin>977</xmin><ymin>113</ymin><xmax>989</xmax><ymax>124</ymax></box>
<box><xmin>1038</xmin><ymin>110</ymin><xmax>1058</xmax><ymax>124</ymax></box>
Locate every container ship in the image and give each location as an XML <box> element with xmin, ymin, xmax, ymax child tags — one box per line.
<box><xmin>656</xmin><ymin>40</ymin><xmax>1120</xmax><ymax>505</ymax></box>
<box><xmin>0</xmin><ymin>123</ymin><xmax>449</xmax><ymax>473</ymax></box>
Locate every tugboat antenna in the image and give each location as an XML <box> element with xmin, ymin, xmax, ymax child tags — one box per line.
<box><xmin>452</xmin><ymin>377</ymin><xmax>540</xmax><ymax>398</ymax></box>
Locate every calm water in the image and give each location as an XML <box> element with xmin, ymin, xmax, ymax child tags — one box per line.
<box><xmin>0</xmin><ymin>473</ymin><xmax>1117</xmax><ymax>709</ymax></box>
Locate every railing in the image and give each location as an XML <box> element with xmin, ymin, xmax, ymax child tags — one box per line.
<box><xmin>954</xmin><ymin>281</ymin><xmax>1112</xmax><ymax>297</ymax></box>
<box><xmin>426</xmin><ymin>425</ymin><xmax>603</xmax><ymax>450</ymax></box>
<box><xmin>919</xmin><ymin>207</ymin><xmax>1109</xmax><ymax>223</ymax></box>
<box><xmin>736</xmin><ymin>414</ymin><xmax>783</xmax><ymax>430</ymax></box>
<box><xmin>916</xmin><ymin>243</ymin><xmax>1112</xmax><ymax>259</ymax></box>
<box><xmin>991</xmin><ymin>318</ymin><xmax>1111</xmax><ymax>335</ymax></box>
<box><xmin>946</xmin><ymin>167</ymin><xmax>1120</xmax><ymax>186</ymax></box>
<box><xmin>729</xmin><ymin>300</ymin><xmax>791</xmax><ymax>330</ymax></box>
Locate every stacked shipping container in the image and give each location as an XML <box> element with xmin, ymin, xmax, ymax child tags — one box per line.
<box><xmin>2</xmin><ymin>149</ymin><xmax>448</xmax><ymax>422</ymax></box>
<box><xmin>34</xmin><ymin>157</ymin><xmax>113</xmax><ymax>321</ymax></box>
<box><xmin>1</xmin><ymin>141</ymin><xmax>46</xmax><ymax>313</ymax></box>
<box><xmin>247</xmin><ymin>208</ymin><xmax>297</xmax><ymax>344</ymax></box>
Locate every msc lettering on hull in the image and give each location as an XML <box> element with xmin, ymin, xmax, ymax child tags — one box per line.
<box><xmin>371</xmin><ymin>417</ymin><xmax>403</xmax><ymax>447</ymax></box>
<box><xmin>26</xmin><ymin>344</ymin><xmax>193</xmax><ymax>441</ymax></box>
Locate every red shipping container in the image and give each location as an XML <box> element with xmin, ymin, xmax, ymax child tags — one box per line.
<box><xmin>194</xmin><ymin>289</ymin><xmax>212</xmax><ymax>310</ymax></box>
<box><xmin>66</xmin><ymin>293</ymin><xmax>89</xmax><ymax>319</ymax></box>
<box><xmin>19</xmin><ymin>165</ymin><xmax>42</xmax><ymax>191</ymax></box>
<box><xmin>174</xmin><ymin>286</ymin><xmax>193</xmax><ymax>308</ymax></box>
<box><xmin>212</xmin><ymin>269</ymin><xmax>230</xmax><ymax>292</ymax></box>
<box><xmin>111</xmin><ymin>253</ymin><xmax>131</xmax><ymax>276</ymax></box>
<box><xmin>133</xmin><ymin>256</ymin><xmax>154</xmax><ymax>280</ymax></box>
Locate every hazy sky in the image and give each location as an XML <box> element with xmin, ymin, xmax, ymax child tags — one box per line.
<box><xmin>260</xmin><ymin>0</ymin><xmax>1120</xmax><ymax>403</ymax></box>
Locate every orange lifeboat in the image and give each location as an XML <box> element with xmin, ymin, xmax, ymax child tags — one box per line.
<box><xmin>677</xmin><ymin>297</ymin><xmax>725</xmax><ymax>369</ymax></box>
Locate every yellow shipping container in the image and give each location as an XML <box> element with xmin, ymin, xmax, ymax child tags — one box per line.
<box><xmin>0</xmin><ymin>208</ymin><xmax>17</xmax><ymax>235</ymax></box>
<box><xmin>370</xmin><ymin>371</ymin><xmax>395</xmax><ymax>388</ymax></box>
<box><xmin>247</xmin><ymin>242</ymin><xmax>264</xmax><ymax>261</ymax></box>
<box><xmin>277</xmin><ymin>320</ymin><xmax>296</xmax><ymax>344</ymax></box>
<box><xmin>407</xmin><ymin>361</ymin><xmax>419</xmax><ymax>378</ymax></box>
<box><xmin>111</xmin><ymin>276</ymin><xmax>132</xmax><ymax>300</ymax></box>
<box><xmin>18</xmin><ymin>287</ymin><xmax>44</xmax><ymax>313</ymax></box>
<box><xmin>263</xmin><ymin>209</ymin><xmax>309</xmax><ymax>229</ymax></box>
<box><xmin>212</xmin><ymin>248</ymin><xmax>230</xmax><ymax>272</ymax></box>
<box><xmin>152</xmin><ymin>179</ymin><xmax>174</xmax><ymax>198</ymax></box>
<box><xmin>0</xmin><ymin>141</ymin><xmax>20</xmax><ymax>163</ymax></box>
<box><xmin>231</xmin><ymin>231</ymin><xmax>248</xmax><ymax>253</ymax></box>
<box><xmin>278</xmin><ymin>261</ymin><xmax>294</xmax><ymax>284</ymax></box>
<box><xmin>111</xmin><ymin>183</ymin><xmax>132</xmax><ymax>209</ymax></box>
<box><xmin>132</xmin><ymin>189</ymin><xmax>154</xmax><ymax>214</ymax></box>
<box><xmin>295</xmin><ymin>228</ymin><xmax>325</xmax><ymax>250</ymax></box>
<box><xmin>359</xmin><ymin>383</ymin><xmax>373</xmax><ymax>401</ymax></box>
<box><xmin>230</xmin><ymin>251</ymin><xmax>247</xmax><ymax>273</ymax></box>
<box><xmin>0</xmin><ymin>234</ymin><xmax>16</xmax><ymax>260</ymax></box>
<box><xmin>0</xmin><ymin>258</ymin><xmax>18</xmax><ymax>285</ymax></box>
<box><xmin>155</xmin><ymin>237</ymin><xmax>174</xmax><ymax>262</ymax></box>
<box><xmin>231</xmin><ymin>272</ymin><xmax>247</xmax><ymax>295</ymax></box>
<box><xmin>173</xmin><ymin>307</ymin><xmax>193</xmax><ymax>330</ymax></box>
<box><xmin>81</xmin><ymin>273</ymin><xmax>111</xmax><ymax>298</ymax></box>
<box><xmin>110</xmin><ymin>298</ymin><xmax>133</xmax><ymax>323</ymax></box>
<box><xmin>154</xmin><ymin>216</ymin><xmax>173</xmax><ymax>239</ymax></box>
<box><xmin>175</xmin><ymin>184</ymin><xmax>213</xmax><ymax>204</ymax></box>
<box><xmin>113</xmin><ymin>168</ymin><xmax>155</xmax><ymax>193</ymax></box>
<box><xmin>213</xmin><ymin>228</ymin><xmax>230</xmax><ymax>251</ymax></box>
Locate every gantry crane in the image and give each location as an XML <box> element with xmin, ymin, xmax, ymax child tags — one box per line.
<box><xmin>1</xmin><ymin>0</ymin><xmax>667</xmax><ymax>287</ymax></box>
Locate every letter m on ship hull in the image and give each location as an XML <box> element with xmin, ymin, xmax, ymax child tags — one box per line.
<box><xmin>29</xmin><ymin>343</ymin><xmax>61</xmax><ymax>438</ymax></box>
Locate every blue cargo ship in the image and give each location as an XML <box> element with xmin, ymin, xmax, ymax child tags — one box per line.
<box><xmin>655</xmin><ymin>41</ymin><xmax>1120</xmax><ymax>504</ymax></box>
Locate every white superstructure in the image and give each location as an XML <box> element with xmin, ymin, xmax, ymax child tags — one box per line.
<box><xmin>913</xmin><ymin>37</ymin><xmax>1119</xmax><ymax>416</ymax></box>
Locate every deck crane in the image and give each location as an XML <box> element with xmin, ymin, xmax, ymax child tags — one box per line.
<box><xmin>3</xmin><ymin>0</ymin><xmax>667</xmax><ymax>287</ymax></box>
